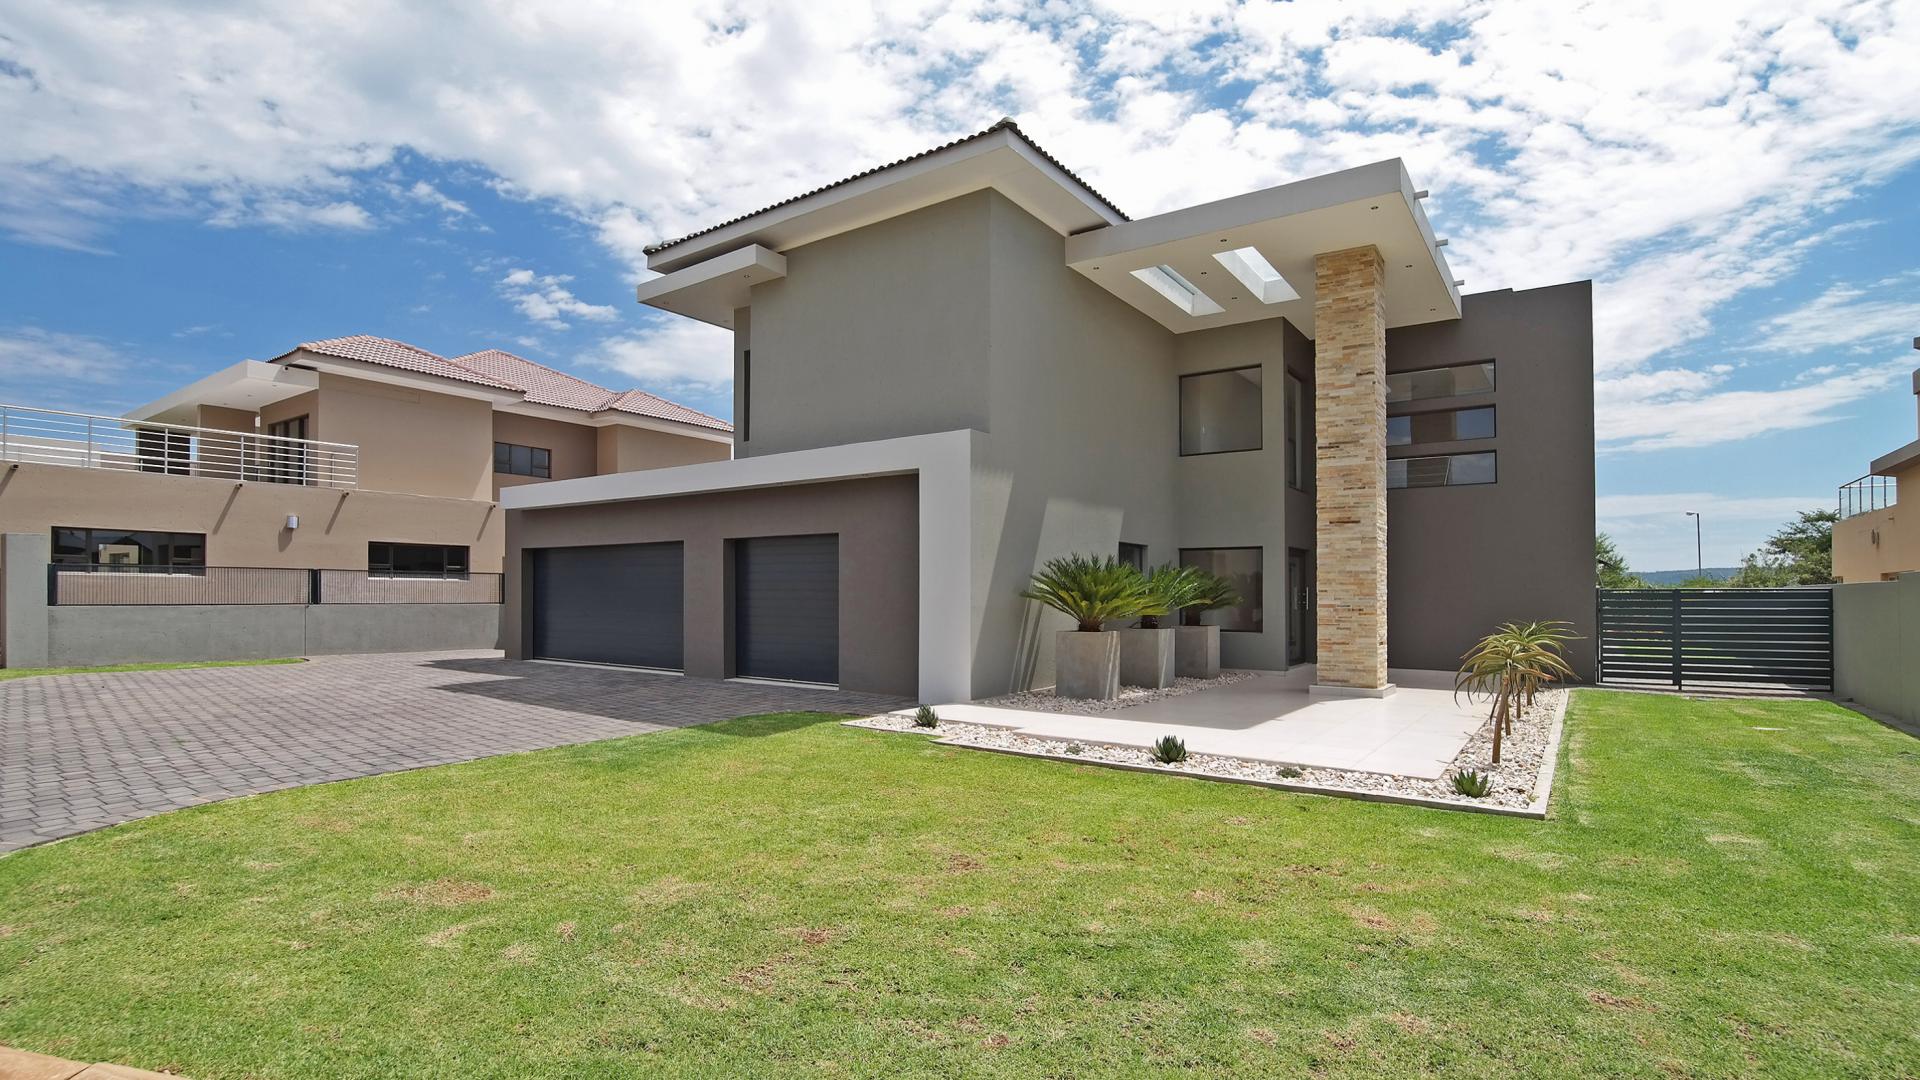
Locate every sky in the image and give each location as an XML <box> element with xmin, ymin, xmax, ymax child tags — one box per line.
<box><xmin>2</xmin><ymin>0</ymin><xmax>1917</xmax><ymax>572</ymax></box>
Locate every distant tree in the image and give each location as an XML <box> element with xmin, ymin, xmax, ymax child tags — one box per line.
<box><xmin>1728</xmin><ymin>509</ymin><xmax>1836</xmax><ymax>587</ymax></box>
<box><xmin>1595</xmin><ymin>533</ymin><xmax>1642</xmax><ymax>589</ymax></box>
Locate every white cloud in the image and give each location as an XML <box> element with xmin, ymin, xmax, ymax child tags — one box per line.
<box><xmin>0</xmin><ymin>327</ymin><xmax>125</xmax><ymax>382</ymax></box>
<box><xmin>406</xmin><ymin>179</ymin><xmax>469</xmax><ymax>217</ymax></box>
<box><xmin>1757</xmin><ymin>271</ymin><xmax>1920</xmax><ymax>354</ymax></box>
<box><xmin>1597</xmin><ymin>356</ymin><xmax>1912</xmax><ymax>452</ymax></box>
<box><xmin>495</xmin><ymin>268</ymin><xmax>618</xmax><ymax>330</ymax></box>
<box><xmin>584</xmin><ymin>319</ymin><xmax>733</xmax><ymax>393</ymax></box>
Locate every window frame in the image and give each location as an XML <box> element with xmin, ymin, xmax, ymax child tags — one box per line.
<box><xmin>1284</xmin><ymin>370</ymin><xmax>1306</xmax><ymax>490</ymax></box>
<box><xmin>1387</xmin><ymin>451</ymin><xmax>1498</xmax><ymax>490</ymax></box>
<box><xmin>51</xmin><ymin>527</ymin><xmax>207</xmax><ymax>572</ymax></box>
<box><xmin>1385</xmin><ymin>360</ymin><xmax>1496</xmax><ymax>405</ymax></box>
<box><xmin>1177</xmin><ymin>545</ymin><xmax>1264</xmax><ymax>633</ymax></box>
<box><xmin>367</xmin><ymin>541</ymin><xmax>472</xmax><ymax>579</ymax></box>
<box><xmin>1118</xmin><ymin>542</ymin><xmax>1148</xmax><ymax>572</ymax></box>
<box><xmin>1178</xmin><ymin>364</ymin><xmax>1265</xmax><ymax>458</ymax></box>
<box><xmin>493</xmin><ymin>441</ymin><xmax>552</xmax><ymax>479</ymax></box>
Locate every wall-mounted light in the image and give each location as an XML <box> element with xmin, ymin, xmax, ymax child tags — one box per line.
<box><xmin>285</xmin><ymin>514</ymin><xmax>299</xmax><ymax>531</ymax></box>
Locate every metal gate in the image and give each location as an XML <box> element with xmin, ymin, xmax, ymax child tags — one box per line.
<box><xmin>1597</xmin><ymin>588</ymin><xmax>1833</xmax><ymax>691</ymax></box>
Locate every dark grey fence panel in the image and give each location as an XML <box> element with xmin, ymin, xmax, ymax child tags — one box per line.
<box><xmin>1597</xmin><ymin>588</ymin><xmax>1833</xmax><ymax>691</ymax></box>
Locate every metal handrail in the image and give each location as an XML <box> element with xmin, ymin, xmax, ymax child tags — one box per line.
<box><xmin>1838</xmin><ymin>474</ymin><xmax>1896</xmax><ymax>520</ymax></box>
<box><xmin>0</xmin><ymin>402</ymin><xmax>358</xmax><ymax>488</ymax></box>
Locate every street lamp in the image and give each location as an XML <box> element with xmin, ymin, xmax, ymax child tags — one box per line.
<box><xmin>1684</xmin><ymin>512</ymin><xmax>1702</xmax><ymax>579</ymax></box>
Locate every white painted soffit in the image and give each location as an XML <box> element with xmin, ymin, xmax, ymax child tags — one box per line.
<box><xmin>1064</xmin><ymin>159</ymin><xmax>1461</xmax><ymax>336</ymax></box>
<box><xmin>644</xmin><ymin>128</ymin><xmax>1124</xmax><ymax>275</ymax></box>
<box><xmin>635</xmin><ymin>244</ymin><xmax>787</xmax><ymax>329</ymax></box>
<box><xmin>123</xmin><ymin>360</ymin><xmax>318</xmax><ymax>424</ymax></box>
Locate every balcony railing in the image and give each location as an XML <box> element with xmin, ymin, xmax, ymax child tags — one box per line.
<box><xmin>0</xmin><ymin>403</ymin><xmax>358</xmax><ymax>489</ymax></box>
<box><xmin>1838</xmin><ymin>474</ymin><xmax>1897</xmax><ymax>520</ymax></box>
<box><xmin>48</xmin><ymin>565</ymin><xmax>502</xmax><ymax>606</ymax></box>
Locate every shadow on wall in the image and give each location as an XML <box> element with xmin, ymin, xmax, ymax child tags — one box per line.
<box><xmin>418</xmin><ymin>656</ymin><xmax>910</xmax><ymax>729</ymax></box>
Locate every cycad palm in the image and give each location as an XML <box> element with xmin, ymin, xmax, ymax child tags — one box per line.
<box><xmin>1021</xmin><ymin>555</ymin><xmax>1151</xmax><ymax>632</ymax></box>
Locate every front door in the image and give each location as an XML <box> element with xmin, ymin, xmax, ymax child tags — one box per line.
<box><xmin>1287</xmin><ymin>548</ymin><xmax>1310</xmax><ymax>665</ymax></box>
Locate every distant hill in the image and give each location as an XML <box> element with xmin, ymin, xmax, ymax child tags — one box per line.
<box><xmin>1634</xmin><ymin>567</ymin><xmax>1739</xmax><ymax>586</ymax></box>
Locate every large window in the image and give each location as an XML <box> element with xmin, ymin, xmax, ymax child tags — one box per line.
<box><xmin>1284</xmin><ymin>371</ymin><xmax>1306</xmax><ymax>489</ymax></box>
<box><xmin>1179</xmin><ymin>366</ymin><xmax>1263</xmax><ymax>456</ymax></box>
<box><xmin>494</xmin><ymin>442</ymin><xmax>552</xmax><ymax>478</ymax></box>
<box><xmin>1179</xmin><ymin>547</ymin><xmax>1262</xmax><ymax>632</ymax></box>
<box><xmin>1387</xmin><ymin>361</ymin><xmax>1494</xmax><ymax>404</ymax></box>
<box><xmin>258</xmin><ymin>414</ymin><xmax>310</xmax><ymax>485</ymax></box>
<box><xmin>1388</xmin><ymin>452</ymin><xmax>1496</xmax><ymax>490</ymax></box>
<box><xmin>368</xmin><ymin>542</ymin><xmax>471</xmax><ymax>578</ymax></box>
<box><xmin>52</xmin><ymin>528</ymin><xmax>205</xmax><ymax>570</ymax></box>
<box><xmin>1386</xmin><ymin>406</ymin><xmax>1495</xmax><ymax>447</ymax></box>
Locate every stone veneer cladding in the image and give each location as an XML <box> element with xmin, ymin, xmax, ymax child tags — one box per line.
<box><xmin>1312</xmin><ymin>246</ymin><xmax>1390</xmax><ymax>688</ymax></box>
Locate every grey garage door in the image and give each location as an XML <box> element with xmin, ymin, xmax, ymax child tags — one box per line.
<box><xmin>734</xmin><ymin>534</ymin><xmax>839</xmax><ymax>684</ymax></box>
<box><xmin>531</xmin><ymin>543</ymin><xmax>684</xmax><ymax>670</ymax></box>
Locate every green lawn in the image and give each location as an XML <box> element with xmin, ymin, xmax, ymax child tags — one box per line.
<box><xmin>0</xmin><ymin>657</ymin><xmax>302</xmax><ymax>682</ymax></box>
<box><xmin>0</xmin><ymin>691</ymin><xmax>1915</xmax><ymax>1078</ymax></box>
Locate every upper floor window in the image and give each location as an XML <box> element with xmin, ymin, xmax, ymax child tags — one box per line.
<box><xmin>1388</xmin><ymin>451</ymin><xmax>1496</xmax><ymax>489</ymax></box>
<box><xmin>53</xmin><ymin>527</ymin><xmax>205</xmax><ymax>570</ymax></box>
<box><xmin>257</xmin><ymin>414</ymin><xmax>311</xmax><ymax>485</ymax></box>
<box><xmin>494</xmin><ymin>441</ymin><xmax>551</xmax><ymax>478</ymax></box>
<box><xmin>1180</xmin><ymin>366</ymin><xmax>1263</xmax><ymax>456</ymax></box>
<box><xmin>369</xmin><ymin>542</ymin><xmax>470</xmax><ymax>579</ymax></box>
<box><xmin>1386</xmin><ymin>361</ymin><xmax>1494</xmax><ymax>404</ymax></box>
<box><xmin>1284</xmin><ymin>371</ymin><xmax>1306</xmax><ymax>489</ymax></box>
<box><xmin>1118</xmin><ymin>542</ymin><xmax>1148</xmax><ymax>571</ymax></box>
<box><xmin>1386</xmin><ymin>406</ymin><xmax>1496</xmax><ymax>447</ymax></box>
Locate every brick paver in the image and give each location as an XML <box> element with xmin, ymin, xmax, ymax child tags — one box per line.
<box><xmin>0</xmin><ymin>652</ymin><xmax>907</xmax><ymax>853</ymax></box>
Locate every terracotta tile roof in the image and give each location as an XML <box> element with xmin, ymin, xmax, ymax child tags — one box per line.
<box><xmin>282</xmin><ymin>336</ymin><xmax>731</xmax><ymax>433</ymax></box>
<box><xmin>643</xmin><ymin>118</ymin><xmax>1128</xmax><ymax>256</ymax></box>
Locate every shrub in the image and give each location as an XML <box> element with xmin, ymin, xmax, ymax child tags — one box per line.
<box><xmin>1452</xmin><ymin>769</ymin><xmax>1492</xmax><ymax>798</ymax></box>
<box><xmin>1150</xmin><ymin>735</ymin><xmax>1188</xmax><ymax>764</ymax></box>
<box><xmin>1021</xmin><ymin>554</ymin><xmax>1152</xmax><ymax>632</ymax></box>
<box><xmin>1137</xmin><ymin>564</ymin><xmax>1204</xmax><ymax>629</ymax></box>
<box><xmin>1064</xmin><ymin>743</ymin><xmax>1086</xmax><ymax>756</ymax></box>
<box><xmin>1278</xmin><ymin>766</ymin><xmax>1302</xmax><ymax>779</ymax></box>
<box><xmin>1455</xmin><ymin>619</ymin><xmax>1579</xmax><ymax>764</ymax></box>
<box><xmin>1179</xmin><ymin>569</ymin><xmax>1243</xmax><ymax>627</ymax></box>
<box><xmin>912</xmin><ymin>706</ymin><xmax>939</xmax><ymax>729</ymax></box>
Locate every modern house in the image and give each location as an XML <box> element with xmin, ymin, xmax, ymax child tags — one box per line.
<box><xmin>500</xmin><ymin>120</ymin><xmax>1596</xmax><ymax>701</ymax></box>
<box><xmin>1834</xmin><ymin>361</ymin><xmax>1920</xmax><ymax>583</ymax></box>
<box><xmin>0</xmin><ymin>336</ymin><xmax>729</xmax><ymax>667</ymax></box>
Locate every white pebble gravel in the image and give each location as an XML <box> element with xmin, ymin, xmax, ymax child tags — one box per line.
<box><xmin>848</xmin><ymin>687</ymin><xmax>1566</xmax><ymax>813</ymax></box>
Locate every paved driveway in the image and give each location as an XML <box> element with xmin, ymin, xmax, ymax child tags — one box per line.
<box><xmin>0</xmin><ymin>651</ymin><xmax>908</xmax><ymax>853</ymax></box>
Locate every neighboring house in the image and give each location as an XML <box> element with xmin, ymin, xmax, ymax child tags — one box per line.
<box><xmin>0</xmin><ymin>336</ymin><xmax>728</xmax><ymax>667</ymax></box>
<box><xmin>1834</xmin><ymin>363</ymin><xmax>1920</xmax><ymax>583</ymax></box>
<box><xmin>500</xmin><ymin>120</ymin><xmax>1596</xmax><ymax>700</ymax></box>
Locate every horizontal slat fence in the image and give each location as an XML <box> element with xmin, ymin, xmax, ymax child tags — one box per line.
<box><xmin>1597</xmin><ymin>588</ymin><xmax>1833</xmax><ymax>691</ymax></box>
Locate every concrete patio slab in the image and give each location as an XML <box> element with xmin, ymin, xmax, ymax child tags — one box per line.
<box><xmin>926</xmin><ymin>666</ymin><xmax>1490</xmax><ymax>779</ymax></box>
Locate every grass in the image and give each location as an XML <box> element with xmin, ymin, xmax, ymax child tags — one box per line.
<box><xmin>0</xmin><ymin>657</ymin><xmax>302</xmax><ymax>682</ymax></box>
<box><xmin>0</xmin><ymin>691</ymin><xmax>1916</xmax><ymax>1077</ymax></box>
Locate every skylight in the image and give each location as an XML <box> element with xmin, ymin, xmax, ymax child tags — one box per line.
<box><xmin>1129</xmin><ymin>264</ymin><xmax>1224</xmax><ymax>317</ymax></box>
<box><xmin>1211</xmin><ymin>246</ymin><xmax>1300</xmax><ymax>305</ymax></box>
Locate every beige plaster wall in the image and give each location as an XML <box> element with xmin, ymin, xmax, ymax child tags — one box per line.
<box><xmin>1835</xmin><ymin>459</ymin><xmax>1920</xmax><ymax>582</ymax></box>
<box><xmin>595</xmin><ymin>423</ymin><xmax>732</xmax><ymax>475</ymax></box>
<box><xmin>306</xmin><ymin>374</ymin><xmax>493</xmax><ymax>500</ymax></box>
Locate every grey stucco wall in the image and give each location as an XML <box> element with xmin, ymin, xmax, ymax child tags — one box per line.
<box><xmin>2</xmin><ymin>533</ymin><xmax>52</xmax><ymax>667</ymax></box>
<box><xmin>39</xmin><ymin>603</ymin><xmax>501</xmax><ymax>667</ymax></box>
<box><xmin>1834</xmin><ymin>574</ymin><xmax>1920</xmax><ymax>728</ymax></box>
<box><xmin>972</xmin><ymin>190</ymin><xmax>1180</xmax><ymax>695</ymax></box>
<box><xmin>740</xmin><ymin>193</ymin><xmax>992</xmax><ymax>457</ymax></box>
<box><xmin>504</xmin><ymin>475</ymin><xmax>919</xmax><ymax>697</ymax></box>
<box><xmin>1382</xmin><ymin>282</ymin><xmax>1598</xmax><ymax>678</ymax></box>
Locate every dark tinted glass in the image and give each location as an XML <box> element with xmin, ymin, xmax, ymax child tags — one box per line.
<box><xmin>1178</xmin><ymin>547</ymin><xmax>1262</xmax><ymax>632</ymax></box>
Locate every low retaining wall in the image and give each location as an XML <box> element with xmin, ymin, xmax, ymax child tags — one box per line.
<box><xmin>1833</xmin><ymin>572</ymin><xmax>1920</xmax><ymax>728</ymax></box>
<box><xmin>39</xmin><ymin>603</ymin><xmax>502</xmax><ymax>667</ymax></box>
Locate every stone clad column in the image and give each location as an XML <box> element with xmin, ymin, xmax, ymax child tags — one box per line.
<box><xmin>1311</xmin><ymin>246</ymin><xmax>1392</xmax><ymax>694</ymax></box>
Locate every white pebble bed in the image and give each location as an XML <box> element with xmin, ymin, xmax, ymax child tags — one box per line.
<box><xmin>848</xmin><ymin>687</ymin><xmax>1566</xmax><ymax>813</ymax></box>
<box><xmin>975</xmin><ymin>669</ymin><xmax>1258</xmax><ymax>713</ymax></box>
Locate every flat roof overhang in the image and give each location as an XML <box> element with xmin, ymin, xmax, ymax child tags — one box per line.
<box><xmin>1063</xmin><ymin>159</ymin><xmax>1460</xmax><ymax>336</ymax></box>
<box><xmin>644</xmin><ymin>127</ymin><xmax>1123</xmax><ymax>276</ymax></box>
<box><xmin>1871</xmin><ymin>438</ymin><xmax>1920</xmax><ymax>477</ymax></box>
<box><xmin>124</xmin><ymin>360</ymin><xmax>319</xmax><ymax>425</ymax></box>
<box><xmin>635</xmin><ymin>244</ymin><xmax>787</xmax><ymax>330</ymax></box>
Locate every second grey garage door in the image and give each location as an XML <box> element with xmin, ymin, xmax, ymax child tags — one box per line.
<box><xmin>531</xmin><ymin>542</ymin><xmax>683</xmax><ymax>670</ymax></box>
<box><xmin>734</xmin><ymin>534</ymin><xmax>839</xmax><ymax>684</ymax></box>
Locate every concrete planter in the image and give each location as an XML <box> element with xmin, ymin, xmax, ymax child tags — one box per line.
<box><xmin>1117</xmin><ymin>627</ymin><xmax>1176</xmax><ymax>689</ymax></box>
<box><xmin>1054</xmin><ymin>629</ymin><xmax>1120</xmax><ymax>700</ymax></box>
<box><xmin>1174</xmin><ymin>624</ymin><xmax>1220</xmax><ymax>679</ymax></box>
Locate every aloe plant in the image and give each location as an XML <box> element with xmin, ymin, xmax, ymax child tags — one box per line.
<box><xmin>1178</xmin><ymin>569</ymin><xmax>1243</xmax><ymax>627</ymax></box>
<box><xmin>1455</xmin><ymin>620</ymin><xmax>1580</xmax><ymax>763</ymax></box>
<box><xmin>1136</xmin><ymin>564</ymin><xmax>1204</xmax><ymax>630</ymax></box>
<box><xmin>1021</xmin><ymin>554</ymin><xmax>1151</xmax><ymax>632</ymax></box>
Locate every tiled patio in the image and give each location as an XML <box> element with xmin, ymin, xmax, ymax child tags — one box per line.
<box><xmin>924</xmin><ymin>667</ymin><xmax>1490</xmax><ymax>779</ymax></box>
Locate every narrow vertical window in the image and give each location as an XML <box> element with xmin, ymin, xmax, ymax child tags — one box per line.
<box><xmin>740</xmin><ymin>349</ymin><xmax>751</xmax><ymax>443</ymax></box>
<box><xmin>1284</xmin><ymin>371</ymin><xmax>1305</xmax><ymax>490</ymax></box>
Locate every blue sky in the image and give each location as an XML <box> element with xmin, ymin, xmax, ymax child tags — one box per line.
<box><xmin>2</xmin><ymin>1</ymin><xmax>1917</xmax><ymax>571</ymax></box>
